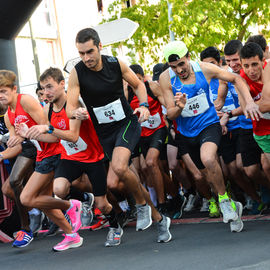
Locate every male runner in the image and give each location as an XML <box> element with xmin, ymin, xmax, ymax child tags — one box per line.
<box><xmin>66</xmin><ymin>28</ymin><xmax>171</xmax><ymax>243</ymax></box>
<box><xmin>159</xmin><ymin>41</ymin><xmax>258</xmax><ymax>231</ymax></box>
<box><xmin>25</xmin><ymin>67</ymin><xmax>123</xmax><ymax>247</ymax></box>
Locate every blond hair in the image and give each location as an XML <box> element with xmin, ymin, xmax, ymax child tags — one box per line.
<box><xmin>0</xmin><ymin>70</ymin><xmax>17</xmax><ymax>88</ymax></box>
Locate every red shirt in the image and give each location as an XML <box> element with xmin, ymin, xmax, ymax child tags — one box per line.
<box><xmin>8</xmin><ymin>94</ymin><xmax>61</xmax><ymax>161</ymax></box>
<box><xmin>129</xmin><ymin>81</ymin><xmax>166</xmax><ymax>137</ymax></box>
<box><xmin>240</xmin><ymin>63</ymin><xmax>270</xmax><ymax>136</ymax></box>
<box><xmin>50</xmin><ymin>106</ymin><xmax>104</xmax><ymax>163</ymax></box>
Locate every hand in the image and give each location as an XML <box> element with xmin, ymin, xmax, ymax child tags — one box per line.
<box><xmin>214</xmin><ymin>98</ymin><xmax>224</xmax><ymax>111</ymax></box>
<box><xmin>72</xmin><ymin>108</ymin><xmax>89</xmax><ymax>120</ymax></box>
<box><xmin>7</xmin><ymin>135</ymin><xmax>24</xmax><ymax>148</ymax></box>
<box><xmin>221</xmin><ymin>125</ymin><xmax>228</xmax><ymax>135</ymax></box>
<box><xmin>244</xmin><ymin>101</ymin><xmax>263</xmax><ymax>121</ymax></box>
<box><xmin>16</xmin><ymin>123</ymin><xmax>29</xmax><ymax>138</ymax></box>
<box><xmin>220</xmin><ymin>113</ymin><xmax>229</xmax><ymax>126</ymax></box>
<box><xmin>174</xmin><ymin>92</ymin><xmax>187</xmax><ymax>110</ymax></box>
<box><xmin>216</xmin><ymin>111</ymin><xmax>224</xmax><ymax>118</ymax></box>
<box><xmin>133</xmin><ymin>106</ymin><xmax>150</xmax><ymax>123</ymax></box>
<box><xmin>25</xmin><ymin>125</ymin><xmax>49</xmax><ymax>140</ymax></box>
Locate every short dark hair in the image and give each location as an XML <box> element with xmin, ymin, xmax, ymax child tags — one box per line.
<box><xmin>240</xmin><ymin>42</ymin><xmax>264</xmax><ymax>61</ymax></box>
<box><xmin>224</xmin><ymin>40</ymin><xmax>243</xmax><ymax>56</ymax></box>
<box><xmin>246</xmin><ymin>35</ymin><xmax>267</xmax><ymax>52</ymax></box>
<box><xmin>76</xmin><ymin>28</ymin><xmax>100</xmax><ymax>47</ymax></box>
<box><xmin>40</xmin><ymin>67</ymin><xmax>65</xmax><ymax>83</ymax></box>
<box><xmin>129</xmin><ymin>64</ymin><xmax>144</xmax><ymax>77</ymax></box>
<box><xmin>36</xmin><ymin>81</ymin><xmax>42</xmax><ymax>93</ymax></box>
<box><xmin>200</xmin><ymin>46</ymin><xmax>220</xmax><ymax>62</ymax></box>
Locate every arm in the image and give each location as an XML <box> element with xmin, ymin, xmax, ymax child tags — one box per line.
<box><xmin>1</xmin><ymin>114</ymin><xmax>22</xmax><ymax>159</ymax></box>
<box><xmin>66</xmin><ymin>68</ymin><xmax>88</xmax><ymax>120</ymax></box>
<box><xmin>119</xmin><ymin>60</ymin><xmax>149</xmax><ymax>122</ymax></box>
<box><xmin>214</xmin><ymin>80</ymin><xmax>228</xmax><ymax>111</ymax></box>
<box><xmin>148</xmin><ymin>81</ymin><xmax>166</xmax><ymax>106</ymax></box>
<box><xmin>159</xmin><ymin>70</ymin><xmax>186</xmax><ymax>120</ymax></box>
<box><xmin>260</xmin><ymin>64</ymin><xmax>270</xmax><ymax>113</ymax></box>
<box><xmin>201</xmin><ymin>62</ymin><xmax>261</xmax><ymax>121</ymax></box>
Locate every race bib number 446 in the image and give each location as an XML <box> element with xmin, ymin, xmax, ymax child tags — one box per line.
<box><xmin>181</xmin><ymin>93</ymin><xmax>209</xmax><ymax>118</ymax></box>
<box><xmin>93</xmin><ymin>99</ymin><xmax>126</xmax><ymax>124</ymax></box>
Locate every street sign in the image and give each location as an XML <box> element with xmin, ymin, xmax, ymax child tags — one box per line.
<box><xmin>93</xmin><ymin>18</ymin><xmax>139</xmax><ymax>46</ymax></box>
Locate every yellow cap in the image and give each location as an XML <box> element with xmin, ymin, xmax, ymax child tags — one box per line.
<box><xmin>164</xmin><ymin>41</ymin><xmax>188</xmax><ymax>62</ymax></box>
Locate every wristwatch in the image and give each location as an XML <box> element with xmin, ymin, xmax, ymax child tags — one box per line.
<box><xmin>139</xmin><ymin>102</ymin><xmax>149</xmax><ymax>109</ymax></box>
<box><xmin>47</xmin><ymin>124</ymin><xmax>55</xmax><ymax>134</ymax></box>
<box><xmin>227</xmin><ymin>111</ymin><xmax>233</xmax><ymax>118</ymax></box>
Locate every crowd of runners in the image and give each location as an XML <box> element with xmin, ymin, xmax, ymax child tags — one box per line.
<box><xmin>0</xmin><ymin>27</ymin><xmax>270</xmax><ymax>252</ymax></box>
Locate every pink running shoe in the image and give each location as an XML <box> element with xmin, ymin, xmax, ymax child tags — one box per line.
<box><xmin>53</xmin><ymin>233</ymin><xmax>83</xmax><ymax>252</ymax></box>
<box><xmin>67</xmin><ymin>200</ymin><xmax>82</xmax><ymax>233</ymax></box>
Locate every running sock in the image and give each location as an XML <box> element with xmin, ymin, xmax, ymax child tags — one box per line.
<box><xmin>104</xmin><ymin>208</ymin><xmax>119</xmax><ymax>229</ymax></box>
<box><xmin>66</xmin><ymin>201</ymin><xmax>73</xmax><ymax>212</ymax></box>
<box><xmin>28</xmin><ymin>208</ymin><xmax>41</xmax><ymax>215</ymax></box>
<box><xmin>148</xmin><ymin>187</ymin><xmax>157</xmax><ymax>207</ymax></box>
<box><xmin>218</xmin><ymin>192</ymin><xmax>236</xmax><ymax>211</ymax></box>
<box><xmin>66</xmin><ymin>233</ymin><xmax>77</xmax><ymax>237</ymax></box>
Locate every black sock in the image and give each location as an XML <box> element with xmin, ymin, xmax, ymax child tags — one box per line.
<box><xmin>104</xmin><ymin>208</ymin><xmax>118</xmax><ymax>229</ymax></box>
<box><xmin>67</xmin><ymin>187</ymin><xmax>85</xmax><ymax>202</ymax></box>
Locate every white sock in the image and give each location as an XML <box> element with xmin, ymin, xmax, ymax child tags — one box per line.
<box><xmin>148</xmin><ymin>187</ymin><xmax>157</xmax><ymax>207</ymax></box>
<box><xmin>28</xmin><ymin>208</ymin><xmax>41</xmax><ymax>216</ymax></box>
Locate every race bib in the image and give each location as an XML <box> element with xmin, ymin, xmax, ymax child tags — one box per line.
<box><xmin>30</xmin><ymin>139</ymin><xmax>42</xmax><ymax>151</ymax></box>
<box><xmin>181</xmin><ymin>93</ymin><xmax>209</xmax><ymax>118</ymax></box>
<box><xmin>93</xmin><ymin>99</ymin><xmax>126</xmax><ymax>124</ymax></box>
<box><xmin>61</xmin><ymin>137</ymin><xmax>87</xmax><ymax>156</ymax></box>
<box><xmin>141</xmin><ymin>112</ymin><xmax>161</xmax><ymax>129</ymax></box>
<box><xmin>261</xmin><ymin>112</ymin><xmax>270</xmax><ymax>120</ymax></box>
<box><xmin>222</xmin><ymin>104</ymin><xmax>238</xmax><ymax>122</ymax></box>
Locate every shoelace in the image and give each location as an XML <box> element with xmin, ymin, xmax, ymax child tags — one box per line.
<box><xmin>82</xmin><ymin>203</ymin><xmax>91</xmax><ymax>214</ymax></box>
<box><xmin>15</xmin><ymin>231</ymin><xmax>27</xmax><ymax>241</ymax></box>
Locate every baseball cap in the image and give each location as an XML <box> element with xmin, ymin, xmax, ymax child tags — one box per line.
<box><xmin>164</xmin><ymin>41</ymin><xmax>188</xmax><ymax>62</ymax></box>
<box><xmin>152</xmin><ymin>63</ymin><xmax>164</xmax><ymax>81</ymax></box>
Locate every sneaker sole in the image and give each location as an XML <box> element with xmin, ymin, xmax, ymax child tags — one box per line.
<box><xmin>13</xmin><ymin>237</ymin><xmax>34</xmax><ymax>248</ymax></box>
<box><xmin>53</xmin><ymin>237</ymin><xmax>83</xmax><ymax>252</ymax></box>
<box><xmin>158</xmin><ymin>217</ymin><xmax>172</xmax><ymax>243</ymax></box>
<box><xmin>230</xmin><ymin>202</ymin><xmax>244</xmax><ymax>233</ymax></box>
<box><xmin>136</xmin><ymin>206</ymin><xmax>152</xmax><ymax>231</ymax></box>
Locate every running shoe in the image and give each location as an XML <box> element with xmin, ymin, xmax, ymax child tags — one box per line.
<box><xmin>200</xmin><ymin>198</ymin><xmax>209</xmax><ymax>212</ymax></box>
<box><xmin>53</xmin><ymin>233</ymin><xmax>83</xmax><ymax>252</ymax></box>
<box><xmin>209</xmin><ymin>198</ymin><xmax>220</xmax><ymax>218</ymax></box>
<box><xmin>104</xmin><ymin>225</ymin><xmax>123</xmax><ymax>247</ymax></box>
<box><xmin>230</xmin><ymin>201</ymin><xmax>244</xmax><ymax>233</ymax></box>
<box><xmin>219</xmin><ymin>199</ymin><xmax>238</xmax><ymax>223</ymax></box>
<box><xmin>157</xmin><ymin>215</ymin><xmax>172</xmax><ymax>243</ymax></box>
<box><xmin>66</xmin><ymin>199</ymin><xmax>82</xmax><ymax>233</ymax></box>
<box><xmin>12</xmin><ymin>230</ymin><xmax>33</xmax><ymax>248</ymax></box>
<box><xmin>248</xmin><ymin>201</ymin><xmax>267</xmax><ymax>215</ymax></box>
<box><xmin>43</xmin><ymin>222</ymin><xmax>59</xmax><ymax>237</ymax></box>
<box><xmin>81</xmin><ymin>193</ymin><xmax>94</xmax><ymax>227</ymax></box>
<box><xmin>172</xmin><ymin>194</ymin><xmax>187</xmax><ymax>219</ymax></box>
<box><xmin>29</xmin><ymin>212</ymin><xmax>45</xmax><ymax>234</ymax></box>
<box><xmin>136</xmin><ymin>204</ymin><xmax>152</xmax><ymax>231</ymax></box>
<box><xmin>183</xmin><ymin>194</ymin><xmax>199</xmax><ymax>212</ymax></box>
<box><xmin>90</xmin><ymin>217</ymin><xmax>109</xmax><ymax>231</ymax></box>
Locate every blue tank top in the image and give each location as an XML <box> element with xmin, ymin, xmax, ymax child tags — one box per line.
<box><xmin>209</xmin><ymin>79</ymin><xmax>240</xmax><ymax>131</ymax></box>
<box><xmin>227</xmin><ymin>82</ymin><xmax>253</xmax><ymax>130</ymax></box>
<box><xmin>170</xmin><ymin>61</ymin><xmax>219</xmax><ymax>137</ymax></box>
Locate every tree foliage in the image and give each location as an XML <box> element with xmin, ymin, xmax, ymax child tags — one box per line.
<box><xmin>104</xmin><ymin>0</ymin><xmax>270</xmax><ymax>71</ymax></box>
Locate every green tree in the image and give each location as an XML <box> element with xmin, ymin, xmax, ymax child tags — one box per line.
<box><xmin>104</xmin><ymin>0</ymin><xmax>270</xmax><ymax>70</ymax></box>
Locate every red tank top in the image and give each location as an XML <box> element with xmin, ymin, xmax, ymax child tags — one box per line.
<box><xmin>7</xmin><ymin>94</ymin><xmax>61</xmax><ymax>161</ymax></box>
<box><xmin>129</xmin><ymin>81</ymin><xmax>165</xmax><ymax>137</ymax></box>
<box><xmin>240</xmin><ymin>63</ymin><xmax>270</xmax><ymax>136</ymax></box>
<box><xmin>50</xmin><ymin>106</ymin><xmax>104</xmax><ymax>163</ymax></box>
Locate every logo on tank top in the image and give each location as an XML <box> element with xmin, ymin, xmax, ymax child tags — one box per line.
<box><xmin>197</xmin><ymin>88</ymin><xmax>205</xmax><ymax>95</ymax></box>
<box><xmin>57</xmin><ymin>119</ymin><xmax>67</xmax><ymax>130</ymax></box>
<box><xmin>14</xmin><ymin>115</ymin><xmax>29</xmax><ymax>126</ymax></box>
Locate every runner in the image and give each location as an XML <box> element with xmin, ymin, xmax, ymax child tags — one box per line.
<box><xmin>66</xmin><ymin>28</ymin><xmax>171</xmax><ymax>243</ymax></box>
<box><xmin>2</xmin><ymin>70</ymin><xmax>82</xmax><ymax>251</ymax></box>
<box><xmin>158</xmin><ymin>40</ymin><xmax>257</xmax><ymax>231</ymax></box>
<box><xmin>24</xmin><ymin>67</ymin><xmax>123</xmax><ymax>247</ymax></box>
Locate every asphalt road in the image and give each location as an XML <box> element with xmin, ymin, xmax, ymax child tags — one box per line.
<box><xmin>1</xmin><ymin>220</ymin><xmax>270</xmax><ymax>270</ymax></box>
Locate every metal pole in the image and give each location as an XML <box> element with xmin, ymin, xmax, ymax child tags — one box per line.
<box><xmin>29</xmin><ymin>20</ymin><xmax>40</xmax><ymax>80</ymax></box>
<box><xmin>167</xmin><ymin>1</ymin><xmax>175</xmax><ymax>41</ymax></box>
